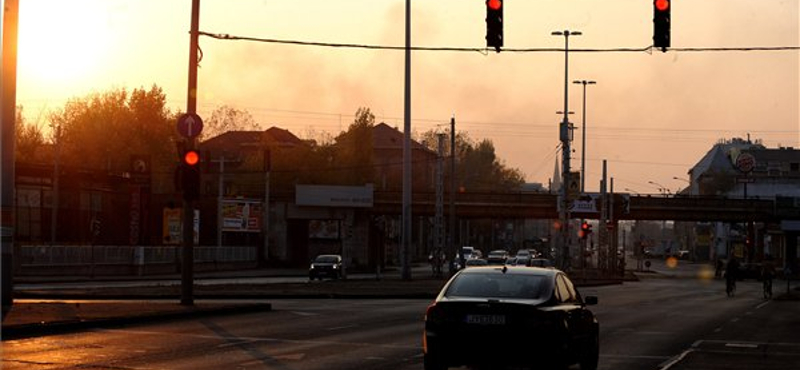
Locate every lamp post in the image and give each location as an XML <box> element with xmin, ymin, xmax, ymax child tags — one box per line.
<box><xmin>573</xmin><ymin>80</ymin><xmax>596</xmax><ymax>194</ymax></box>
<box><xmin>624</xmin><ymin>188</ymin><xmax>641</xmax><ymax>196</ymax></box>
<box><xmin>648</xmin><ymin>180</ymin><xmax>668</xmax><ymax>195</ymax></box>
<box><xmin>552</xmin><ymin>30</ymin><xmax>581</xmax><ymax>270</ymax></box>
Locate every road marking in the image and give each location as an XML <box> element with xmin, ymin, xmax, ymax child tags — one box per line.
<box><xmin>600</xmin><ymin>354</ymin><xmax>672</xmax><ymax>360</ymax></box>
<box><xmin>755</xmin><ymin>300</ymin><xmax>771</xmax><ymax>310</ymax></box>
<box><xmin>217</xmin><ymin>339</ymin><xmax>258</xmax><ymax>349</ymax></box>
<box><xmin>657</xmin><ymin>348</ymin><xmax>693</xmax><ymax>370</ymax></box>
<box><xmin>290</xmin><ymin>311</ymin><xmax>319</xmax><ymax>316</ymax></box>
<box><xmin>99</xmin><ymin>328</ymin><xmax>419</xmax><ymax>350</ymax></box>
<box><xmin>726</xmin><ymin>343</ymin><xmax>758</xmax><ymax>349</ymax></box>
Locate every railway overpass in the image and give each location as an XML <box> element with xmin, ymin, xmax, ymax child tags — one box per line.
<box><xmin>371</xmin><ymin>191</ymin><xmax>800</xmax><ymax>223</ymax></box>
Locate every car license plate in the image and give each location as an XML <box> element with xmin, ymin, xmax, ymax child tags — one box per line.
<box><xmin>465</xmin><ymin>314</ymin><xmax>506</xmax><ymax>325</ymax></box>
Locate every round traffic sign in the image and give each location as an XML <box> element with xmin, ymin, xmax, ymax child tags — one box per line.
<box><xmin>177</xmin><ymin>113</ymin><xmax>204</xmax><ymax>138</ymax></box>
<box><xmin>736</xmin><ymin>153</ymin><xmax>756</xmax><ymax>173</ymax></box>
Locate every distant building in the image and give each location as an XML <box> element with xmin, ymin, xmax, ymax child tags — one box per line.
<box><xmin>682</xmin><ymin>137</ymin><xmax>800</xmax><ymax>267</ymax></box>
<box><xmin>686</xmin><ymin>137</ymin><xmax>800</xmax><ymax>198</ymax></box>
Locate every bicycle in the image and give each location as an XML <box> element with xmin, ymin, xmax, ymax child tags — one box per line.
<box><xmin>726</xmin><ymin>277</ymin><xmax>736</xmax><ymax>297</ymax></box>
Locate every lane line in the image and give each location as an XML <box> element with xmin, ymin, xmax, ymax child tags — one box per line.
<box><xmin>657</xmin><ymin>348</ymin><xmax>693</xmax><ymax>370</ymax></box>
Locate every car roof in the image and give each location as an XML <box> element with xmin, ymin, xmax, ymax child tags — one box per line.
<box><xmin>457</xmin><ymin>265</ymin><xmax>560</xmax><ymax>277</ymax></box>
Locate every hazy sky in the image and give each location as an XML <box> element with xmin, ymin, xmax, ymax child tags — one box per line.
<box><xmin>15</xmin><ymin>0</ymin><xmax>800</xmax><ymax>194</ymax></box>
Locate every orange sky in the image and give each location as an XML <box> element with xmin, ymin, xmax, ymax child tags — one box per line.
<box><xmin>14</xmin><ymin>0</ymin><xmax>800</xmax><ymax>194</ymax></box>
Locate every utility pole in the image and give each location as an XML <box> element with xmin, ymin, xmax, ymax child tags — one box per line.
<box><xmin>449</xmin><ymin>116</ymin><xmax>456</xmax><ymax>274</ymax></box>
<box><xmin>400</xmin><ymin>0</ymin><xmax>412</xmax><ymax>280</ymax></box>
<box><xmin>2</xmin><ymin>0</ymin><xmax>19</xmax><ymax>320</ymax></box>
<box><xmin>181</xmin><ymin>0</ymin><xmax>201</xmax><ymax>306</ymax></box>
<box><xmin>552</xmin><ymin>30</ymin><xmax>581</xmax><ymax>270</ymax></box>
<box><xmin>216</xmin><ymin>152</ymin><xmax>224</xmax><ymax>248</ymax></box>
<box><xmin>435</xmin><ymin>134</ymin><xmax>445</xmax><ymax>258</ymax></box>
<box><xmin>263</xmin><ymin>149</ymin><xmax>270</xmax><ymax>265</ymax></box>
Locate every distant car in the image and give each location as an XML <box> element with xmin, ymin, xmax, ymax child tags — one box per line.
<box><xmin>528</xmin><ymin>258</ymin><xmax>554</xmax><ymax>268</ymax></box>
<box><xmin>309</xmin><ymin>254</ymin><xmax>343</xmax><ymax>280</ymax></box>
<box><xmin>460</xmin><ymin>246</ymin><xmax>476</xmax><ymax>261</ymax></box>
<box><xmin>486</xmin><ymin>250</ymin><xmax>510</xmax><ymax>265</ymax></box>
<box><xmin>423</xmin><ymin>266</ymin><xmax>599</xmax><ymax>370</ymax></box>
<box><xmin>464</xmin><ymin>258</ymin><xmax>488</xmax><ymax>268</ymax></box>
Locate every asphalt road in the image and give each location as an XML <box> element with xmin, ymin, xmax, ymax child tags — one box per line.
<box><xmin>4</xmin><ymin>273</ymin><xmax>797</xmax><ymax>370</ymax></box>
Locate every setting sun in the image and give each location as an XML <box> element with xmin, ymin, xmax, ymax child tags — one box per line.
<box><xmin>17</xmin><ymin>1</ymin><xmax>115</xmax><ymax>94</ymax></box>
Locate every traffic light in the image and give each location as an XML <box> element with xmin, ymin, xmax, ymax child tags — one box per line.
<box><xmin>485</xmin><ymin>0</ymin><xmax>503</xmax><ymax>53</ymax></box>
<box><xmin>181</xmin><ymin>149</ymin><xmax>201</xmax><ymax>202</ymax></box>
<box><xmin>653</xmin><ymin>0</ymin><xmax>671</xmax><ymax>51</ymax></box>
<box><xmin>578</xmin><ymin>221</ymin><xmax>592</xmax><ymax>239</ymax></box>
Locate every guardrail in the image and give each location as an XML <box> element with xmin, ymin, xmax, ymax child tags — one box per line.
<box><xmin>19</xmin><ymin>245</ymin><xmax>257</xmax><ymax>266</ymax></box>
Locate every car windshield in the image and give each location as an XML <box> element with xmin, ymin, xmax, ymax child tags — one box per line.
<box><xmin>314</xmin><ymin>255</ymin><xmax>339</xmax><ymax>263</ymax></box>
<box><xmin>445</xmin><ymin>272</ymin><xmax>549</xmax><ymax>300</ymax></box>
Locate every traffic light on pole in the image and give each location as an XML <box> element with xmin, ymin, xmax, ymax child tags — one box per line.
<box><xmin>485</xmin><ymin>0</ymin><xmax>503</xmax><ymax>53</ymax></box>
<box><xmin>653</xmin><ymin>0</ymin><xmax>671</xmax><ymax>52</ymax></box>
<box><xmin>181</xmin><ymin>149</ymin><xmax>201</xmax><ymax>202</ymax></box>
<box><xmin>578</xmin><ymin>221</ymin><xmax>592</xmax><ymax>239</ymax></box>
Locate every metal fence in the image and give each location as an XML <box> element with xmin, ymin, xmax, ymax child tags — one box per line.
<box><xmin>19</xmin><ymin>245</ymin><xmax>257</xmax><ymax>266</ymax></box>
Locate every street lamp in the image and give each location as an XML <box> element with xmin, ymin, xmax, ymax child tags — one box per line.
<box><xmin>573</xmin><ymin>79</ymin><xmax>596</xmax><ymax>193</ymax></box>
<box><xmin>624</xmin><ymin>188</ymin><xmax>641</xmax><ymax>195</ymax></box>
<box><xmin>648</xmin><ymin>181</ymin><xmax>670</xmax><ymax>195</ymax></box>
<box><xmin>552</xmin><ymin>29</ymin><xmax>582</xmax><ymax>270</ymax></box>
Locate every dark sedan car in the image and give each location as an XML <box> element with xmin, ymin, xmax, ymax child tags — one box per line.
<box><xmin>309</xmin><ymin>254</ymin><xmax>343</xmax><ymax>280</ymax></box>
<box><xmin>423</xmin><ymin>266</ymin><xmax>599</xmax><ymax>370</ymax></box>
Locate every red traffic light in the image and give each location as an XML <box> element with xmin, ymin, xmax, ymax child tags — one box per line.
<box><xmin>487</xmin><ymin>0</ymin><xmax>502</xmax><ymax>10</ymax></box>
<box><xmin>655</xmin><ymin>0</ymin><xmax>669</xmax><ymax>11</ymax></box>
<box><xmin>183</xmin><ymin>150</ymin><xmax>200</xmax><ymax>166</ymax></box>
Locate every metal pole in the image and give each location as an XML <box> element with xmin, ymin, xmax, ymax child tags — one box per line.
<box><xmin>580</xmin><ymin>83</ymin><xmax>586</xmax><ymax>194</ymax></box>
<box><xmin>181</xmin><ymin>0</ymin><xmax>200</xmax><ymax>306</ymax></box>
<box><xmin>2</xmin><ymin>0</ymin><xmax>19</xmax><ymax>320</ymax></box>
<box><xmin>449</xmin><ymin>116</ymin><xmax>456</xmax><ymax>274</ymax></box>
<box><xmin>217</xmin><ymin>153</ymin><xmax>224</xmax><ymax>248</ymax></box>
<box><xmin>401</xmin><ymin>0</ymin><xmax>412</xmax><ymax>280</ymax></box>
<box><xmin>51</xmin><ymin>127</ymin><xmax>60</xmax><ymax>244</ymax></box>
<box><xmin>263</xmin><ymin>149</ymin><xmax>270</xmax><ymax>264</ymax></box>
<box><xmin>553</xmin><ymin>30</ymin><xmax>580</xmax><ymax>270</ymax></box>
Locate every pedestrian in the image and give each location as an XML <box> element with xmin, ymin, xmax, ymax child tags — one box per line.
<box><xmin>725</xmin><ymin>257</ymin><xmax>739</xmax><ymax>297</ymax></box>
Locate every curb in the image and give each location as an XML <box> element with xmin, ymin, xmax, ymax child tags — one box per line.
<box><xmin>2</xmin><ymin>303</ymin><xmax>272</xmax><ymax>341</ymax></box>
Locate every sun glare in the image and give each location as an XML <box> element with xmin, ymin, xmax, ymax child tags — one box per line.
<box><xmin>17</xmin><ymin>2</ymin><xmax>114</xmax><ymax>91</ymax></box>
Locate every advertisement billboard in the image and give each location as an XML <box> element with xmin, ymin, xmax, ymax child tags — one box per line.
<box><xmin>222</xmin><ymin>199</ymin><xmax>263</xmax><ymax>233</ymax></box>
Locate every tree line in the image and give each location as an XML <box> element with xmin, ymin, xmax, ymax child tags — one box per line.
<box><xmin>15</xmin><ymin>86</ymin><xmax>526</xmax><ymax>193</ymax></box>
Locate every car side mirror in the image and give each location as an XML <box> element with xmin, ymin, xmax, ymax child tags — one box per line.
<box><xmin>584</xmin><ymin>296</ymin><xmax>598</xmax><ymax>306</ymax></box>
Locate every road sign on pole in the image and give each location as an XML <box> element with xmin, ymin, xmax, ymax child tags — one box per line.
<box><xmin>177</xmin><ymin>113</ymin><xmax>203</xmax><ymax>139</ymax></box>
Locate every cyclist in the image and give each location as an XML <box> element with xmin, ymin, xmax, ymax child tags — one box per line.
<box><xmin>725</xmin><ymin>257</ymin><xmax>739</xmax><ymax>297</ymax></box>
<box><xmin>762</xmin><ymin>256</ymin><xmax>775</xmax><ymax>299</ymax></box>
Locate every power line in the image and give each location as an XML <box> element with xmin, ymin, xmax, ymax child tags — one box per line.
<box><xmin>199</xmin><ymin>31</ymin><xmax>800</xmax><ymax>53</ymax></box>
